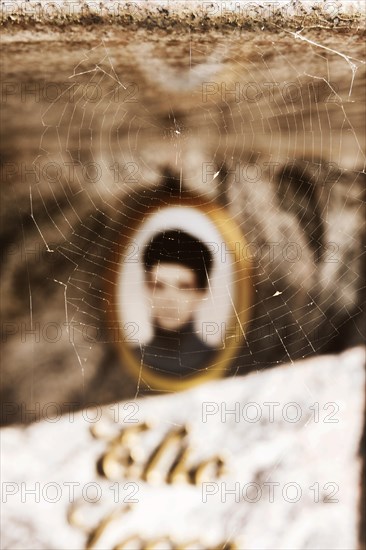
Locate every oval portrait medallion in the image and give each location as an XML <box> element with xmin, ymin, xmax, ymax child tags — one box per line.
<box><xmin>110</xmin><ymin>191</ymin><xmax>252</xmax><ymax>391</ymax></box>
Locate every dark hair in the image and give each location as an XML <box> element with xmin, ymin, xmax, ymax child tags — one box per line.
<box><xmin>143</xmin><ymin>230</ymin><xmax>213</xmax><ymax>289</ymax></box>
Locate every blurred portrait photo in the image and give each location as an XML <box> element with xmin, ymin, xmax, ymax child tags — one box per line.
<box><xmin>117</xmin><ymin>206</ymin><xmax>236</xmax><ymax>379</ymax></box>
<box><xmin>140</xmin><ymin>229</ymin><xmax>215</xmax><ymax>375</ymax></box>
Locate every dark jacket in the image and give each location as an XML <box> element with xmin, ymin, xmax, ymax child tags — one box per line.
<box><xmin>136</xmin><ymin>321</ymin><xmax>216</xmax><ymax>377</ymax></box>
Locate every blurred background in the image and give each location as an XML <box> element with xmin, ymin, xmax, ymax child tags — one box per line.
<box><xmin>1</xmin><ymin>12</ymin><xmax>365</xmax><ymax>424</ymax></box>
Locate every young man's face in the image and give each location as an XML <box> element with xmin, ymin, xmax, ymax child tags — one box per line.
<box><xmin>146</xmin><ymin>262</ymin><xmax>206</xmax><ymax>331</ymax></box>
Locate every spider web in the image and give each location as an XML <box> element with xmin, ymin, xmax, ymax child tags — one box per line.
<box><xmin>25</xmin><ymin>22</ymin><xmax>365</xmax><ymax>405</ymax></box>
<box><xmin>1</xmin><ymin>7</ymin><xmax>366</xmax><ymax>549</ymax></box>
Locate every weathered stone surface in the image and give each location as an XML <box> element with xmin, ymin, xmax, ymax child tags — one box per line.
<box><xmin>1</xmin><ymin>346</ymin><xmax>365</xmax><ymax>549</ymax></box>
<box><xmin>2</xmin><ymin>0</ymin><xmax>364</xmax><ymax>28</ymax></box>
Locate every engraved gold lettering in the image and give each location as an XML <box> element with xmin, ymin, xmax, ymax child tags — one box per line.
<box><xmin>142</xmin><ymin>426</ymin><xmax>188</xmax><ymax>483</ymax></box>
<box><xmin>97</xmin><ymin>423</ymin><xmax>149</xmax><ymax>480</ymax></box>
<box><xmin>69</xmin><ymin>423</ymin><xmax>234</xmax><ymax>550</ymax></box>
<box><xmin>85</xmin><ymin>506</ymin><xmax>130</xmax><ymax>550</ymax></box>
<box><xmin>166</xmin><ymin>442</ymin><xmax>191</xmax><ymax>484</ymax></box>
<box><xmin>192</xmin><ymin>455</ymin><xmax>226</xmax><ymax>484</ymax></box>
<box><xmin>112</xmin><ymin>536</ymin><xmax>237</xmax><ymax>550</ymax></box>
<box><xmin>96</xmin><ymin>422</ymin><xmax>227</xmax><ymax>485</ymax></box>
<box><xmin>67</xmin><ymin>501</ymin><xmax>91</xmax><ymax>533</ymax></box>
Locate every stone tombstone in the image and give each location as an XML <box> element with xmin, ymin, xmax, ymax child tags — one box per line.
<box><xmin>1</xmin><ymin>1</ymin><xmax>365</xmax><ymax>549</ymax></box>
<box><xmin>1</xmin><ymin>347</ymin><xmax>366</xmax><ymax>549</ymax></box>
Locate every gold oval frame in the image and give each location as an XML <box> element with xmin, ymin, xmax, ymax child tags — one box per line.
<box><xmin>108</xmin><ymin>192</ymin><xmax>253</xmax><ymax>392</ymax></box>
